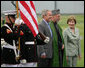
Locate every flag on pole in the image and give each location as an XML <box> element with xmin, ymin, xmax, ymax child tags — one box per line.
<box><xmin>18</xmin><ymin>1</ymin><xmax>39</xmax><ymax>37</ymax></box>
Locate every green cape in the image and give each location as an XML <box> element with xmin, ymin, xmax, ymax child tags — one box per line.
<box><xmin>49</xmin><ymin>21</ymin><xmax>68</xmax><ymax>67</ymax></box>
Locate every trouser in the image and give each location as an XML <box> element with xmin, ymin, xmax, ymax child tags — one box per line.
<box><xmin>1</xmin><ymin>64</ymin><xmax>18</xmax><ymax>67</ymax></box>
<box><xmin>67</xmin><ymin>56</ymin><xmax>77</xmax><ymax>67</ymax></box>
<box><xmin>18</xmin><ymin>62</ymin><xmax>37</xmax><ymax>67</ymax></box>
<box><xmin>38</xmin><ymin>58</ymin><xmax>52</xmax><ymax>67</ymax></box>
<box><xmin>58</xmin><ymin>49</ymin><xmax>64</xmax><ymax>67</ymax></box>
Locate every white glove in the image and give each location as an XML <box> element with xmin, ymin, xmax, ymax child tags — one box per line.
<box><xmin>1</xmin><ymin>39</ymin><xmax>7</xmax><ymax>46</ymax></box>
<box><xmin>20</xmin><ymin>19</ymin><xmax>24</xmax><ymax>24</ymax></box>
<box><xmin>20</xmin><ymin>59</ymin><xmax>27</xmax><ymax>64</ymax></box>
<box><xmin>15</xmin><ymin>18</ymin><xmax>21</xmax><ymax>26</ymax></box>
<box><xmin>44</xmin><ymin>37</ymin><xmax>50</xmax><ymax>43</ymax></box>
<box><xmin>1</xmin><ymin>39</ymin><xmax>5</xmax><ymax>45</ymax></box>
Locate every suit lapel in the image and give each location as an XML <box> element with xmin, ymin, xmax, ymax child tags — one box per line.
<box><xmin>42</xmin><ymin>20</ymin><xmax>51</xmax><ymax>37</ymax></box>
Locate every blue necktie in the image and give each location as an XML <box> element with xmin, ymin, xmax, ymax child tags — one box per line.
<box><xmin>48</xmin><ymin>23</ymin><xmax>53</xmax><ymax>38</ymax></box>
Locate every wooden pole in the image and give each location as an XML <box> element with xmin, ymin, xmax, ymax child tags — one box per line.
<box><xmin>16</xmin><ymin>1</ymin><xmax>19</xmax><ymax>18</ymax></box>
<box><xmin>16</xmin><ymin>1</ymin><xmax>20</xmax><ymax>60</ymax></box>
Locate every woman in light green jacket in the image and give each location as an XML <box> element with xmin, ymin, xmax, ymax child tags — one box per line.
<box><xmin>63</xmin><ymin>15</ymin><xmax>81</xmax><ymax>67</ymax></box>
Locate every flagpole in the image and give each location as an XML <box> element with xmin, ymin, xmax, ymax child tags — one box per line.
<box><xmin>16</xmin><ymin>1</ymin><xmax>20</xmax><ymax>61</ymax></box>
<box><xmin>16</xmin><ymin>1</ymin><xmax>19</xmax><ymax>18</ymax></box>
<box><xmin>18</xmin><ymin>1</ymin><xmax>47</xmax><ymax>41</ymax></box>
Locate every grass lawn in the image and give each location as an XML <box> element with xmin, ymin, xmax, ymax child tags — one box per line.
<box><xmin>37</xmin><ymin>14</ymin><xmax>84</xmax><ymax>67</ymax></box>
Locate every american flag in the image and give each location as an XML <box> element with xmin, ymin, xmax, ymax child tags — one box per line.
<box><xmin>18</xmin><ymin>1</ymin><xmax>39</xmax><ymax>37</ymax></box>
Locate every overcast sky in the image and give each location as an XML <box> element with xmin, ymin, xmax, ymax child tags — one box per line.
<box><xmin>1</xmin><ymin>1</ymin><xmax>84</xmax><ymax>14</ymax></box>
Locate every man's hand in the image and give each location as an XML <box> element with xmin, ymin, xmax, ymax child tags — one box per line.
<box><xmin>20</xmin><ymin>31</ymin><xmax>24</xmax><ymax>35</ymax></box>
<box><xmin>6</xmin><ymin>29</ymin><xmax>12</xmax><ymax>34</ymax></box>
<box><xmin>41</xmin><ymin>52</ymin><xmax>46</xmax><ymax>59</ymax></box>
<box><xmin>66</xmin><ymin>56</ymin><xmax>68</xmax><ymax>62</ymax></box>
<box><xmin>78</xmin><ymin>55</ymin><xmax>82</xmax><ymax>60</ymax></box>
<box><xmin>44</xmin><ymin>37</ymin><xmax>50</xmax><ymax>43</ymax></box>
<box><xmin>41</xmin><ymin>55</ymin><xmax>46</xmax><ymax>59</ymax></box>
<box><xmin>62</xmin><ymin>44</ymin><xmax>64</xmax><ymax>50</ymax></box>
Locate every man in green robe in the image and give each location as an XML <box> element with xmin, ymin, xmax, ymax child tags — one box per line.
<box><xmin>49</xmin><ymin>9</ymin><xmax>68</xmax><ymax>67</ymax></box>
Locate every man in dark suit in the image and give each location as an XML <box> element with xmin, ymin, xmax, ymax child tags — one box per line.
<box><xmin>37</xmin><ymin>10</ymin><xmax>53</xmax><ymax>67</ymax></box>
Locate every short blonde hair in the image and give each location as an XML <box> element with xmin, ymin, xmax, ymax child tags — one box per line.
<box><xmin>67</xmin><ymin>15</ymin><xmax>77</xmax><ymax>24</ymax></box>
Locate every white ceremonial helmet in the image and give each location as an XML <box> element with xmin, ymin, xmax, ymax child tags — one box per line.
<box><xmin>3</xmin><ymin>10</ymin><xmax>17</xmax><ymax>16</ymax></box>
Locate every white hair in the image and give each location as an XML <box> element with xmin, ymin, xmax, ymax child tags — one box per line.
<box><xmin>41</xmin><ymin>9</ymin><xmax>49</xmax><ymax>18</ymax></box>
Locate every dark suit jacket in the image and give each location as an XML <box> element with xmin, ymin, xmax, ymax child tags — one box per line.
<box><xmin>37</xmin><ymin>20</ymin><xmax>53</xmax><ymax>58</ymax></box>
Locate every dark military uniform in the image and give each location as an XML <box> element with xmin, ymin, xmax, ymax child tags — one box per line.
<box><xmin>19</xmin><ymin>24</ymin><xmax>45</xmax><ymax>63</ymax></box>
<box><xmin>1</xmin><ymin>23</ymin><xmax>19</xmax><ymax>64</ymax></box>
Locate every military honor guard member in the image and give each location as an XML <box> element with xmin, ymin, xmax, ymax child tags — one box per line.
<box><xmin>14</xmin><ymin>20</ymin><xmax>50</xmax><ymax>67</ymax></box>
<box><xmin>1</xmin><ymin>10</ymin><xmax>20</xmax><ymax>67</ymax></box>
